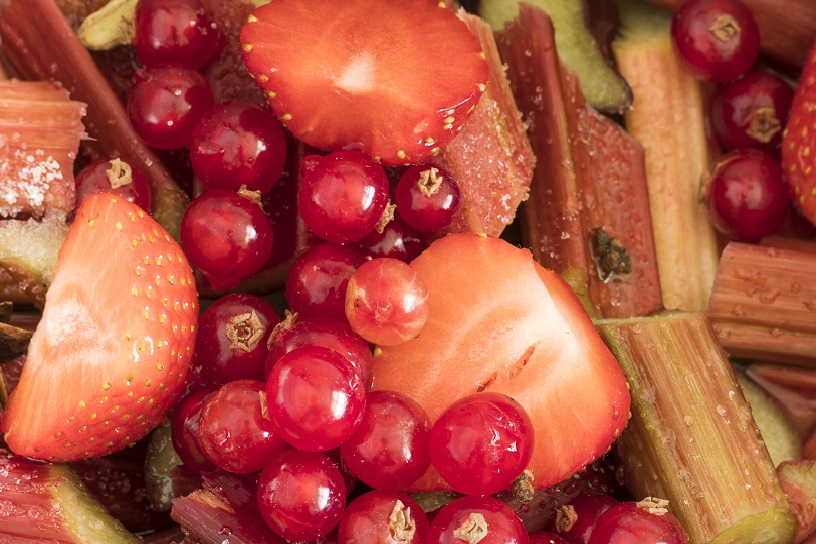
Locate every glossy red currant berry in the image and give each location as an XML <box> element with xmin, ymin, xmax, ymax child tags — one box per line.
<box><xmin>356</xmin><ymin>213</ymin><xmax>426</xmax><ymax>262</ymax></box>
<box><xmin>133</xmin><ymin>0</ymin><xmax>221</xmax><ymax>69</ymax></box>
<box><xmin>338</xmin><ymin>490</ymin><xmax>430</xmax><ymax>544</ymax></box>
<box><xmin>394</xmin><ymin>164</ymin><xmax>460</xmax><ymax>232</ymax></box>
<box><xmin>190</xmin><ymin>101</ymin><xmax>287</xmax><ymax>194</ymax></box>
<box><xmin>429</xmin><ymin>392</ymin><xmax>535</xmax><ymax>496</ymax></box>
<box><xmin>670</xmin><ymin>0</ymin><xmax>760</xmax><ymax>82</ymax></box>
<box><xmin>170</xmin><ymin>384</ymin><xmax>219</xmax><ymax>474</ymax></box>
<box><xmin>195</xmin><ymin>293</ymin><xmax>280</xmax><ymax>384</ymax></box>
<box><xmin>265</xmin><ymin>315</ymin><xmax>374</xmax><ymax>390</ymax></box>
<box><xmin>551</xmin><ymin>493</ymin><xmax>620</xmax><ymax>544</ymax></box>
<box><xmin>298</xmin><ymin>150</ymin><xmax>390</xmax><ymax>243</ymax></box>
<box><xmin>340</xmin><ymin>390</ymin><xmax>431</xmax><ymax>491</ymax></box>
<box><xmin>128</xmin><ymin>64</ymin><xmax>215</xmax><ymax>150</ymax></box>
<box><xmin>265</xmin><ymin>346</ymin><xmax>365</xmax><ymax>452</ymax></box>
<box><xmin>198</xmin><ymin>380</ymin><xmax>286</xmax><ymax>474</ymax></box>
<box><xmin>74</xmin><ymin>159</ymin><xmax>152</xmax><ymax>214</ymax></box>
<box><xmin>257</xmin><ymin>450</ymin><xmax>346</xmax><ymax>541</ymax></box>
<box><xmin>710</xmin><ymin>71</ymin><xmax>794</xmax><ymax>155</ymax></box>
<box><xmin>285</xmin><ymin>242</ymin><xmax>368</xmax><ymax>321</ymax></box>
<box><xmin>428</xmin><ymin>496</ymin><xmax>529</xmax><ymax>544</ymax></box>
<box><xmin>706</xmin><ymin>149</ymin><xmax>792</xmax><ymax>241</ymax></box>
<box><xmin>345</xmin><ymin>258</ymin><xmax>429</xmax><ymax>346</ymax></box>
<box><xmin>181</xmin><ymin>190</ymin><xmax>275</xmax><ymax>290</ymax></box>
<box><xmin>587</xmin><ymin>501</ymin><xmax>688</xmax><ymax>544</ymax></box>
<box><xmin>529</xmin><ymin>532</ymin><xmax>569</xmax><ymax>544</ymax></box>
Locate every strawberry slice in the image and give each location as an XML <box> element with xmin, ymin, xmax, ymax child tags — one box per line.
<box><xmin>371</xmin><ymin>233</ymin><xmax>630</xmax><ymax>491</ymax></box>
<box><xmin>1</xmin><ymin>194</ymin><xmax>198</xmax><ymax>461</ymax></box>
<box><xmin>783</xmin><ymin>43</ymin><xmax>816</xmax><ymax>226</ymax></box>
<box><xmin>240</xmin><ymin>0</ymin><xmax>488</xmax><ymax>166</ymax></box>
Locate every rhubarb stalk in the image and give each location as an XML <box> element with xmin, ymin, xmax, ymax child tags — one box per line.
<box><xmin>598</xmin><ymin>313</ymin><xmax>797</xmax><ymax>543</ymax></box>
<box><xmin>708</xmin><ymin>241</ymin><xmax>816</xmax><ymax>367</ymax></box>
<box><xmin>612</xmin><ymin>0</ymin><xmax>719</xmax><ymax>312</ymax></box>
<box><xmin>0</xmin><ymin>0</ymin><xmax>190</xmax><ymax>238</ymax></box>
<box><xmin>496</xmin><ymin>4</ymin><xmax>662</xmax><ymax>318</ymax></box>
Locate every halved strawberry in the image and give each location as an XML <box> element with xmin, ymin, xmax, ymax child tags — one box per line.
<box><xmin>371</xmin><ymin>233</ymin><xmax>630</xmax><ymax>491</ymax></box>
<box><xmin>0</xmin><ymin>194</ymin><xmax>198</xmax><ymax>461</ymax></box>
<box><xmin>240</xmin><ymin>0</ymin><xmax>488</xmax><ymax>166</ymax></box>
<box><xmin>783</xmin><ymin>43</ymin><xmax>816</xmax><ymax>226</ymax></box>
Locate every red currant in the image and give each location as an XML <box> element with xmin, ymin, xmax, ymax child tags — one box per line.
<box><xmin>265</xmin><ymin>315</ymin><xmax>374</xmax><ymax>390</ymax></box>
<box><xmin>356</xmin><ymin>212</ymin><xmax>427</xmax><ymax>262</ymax></box>
<box><xmin>285</xmin><ymin>242</ymin><xmax>368</xmax><ymax>321</ymax></box>
<box><xmin>429</xmin><ymin>392</ymin><xmax>535</xmax><ymax>496</ymax></box>
<box><xmin>257</xmin><ymin>450</ymin><xmax>346</xmax><ymax>541</ymax></box>
<box><xmin>181</xmin><ymin>190</ymin><xmax>275</xmax><ymax>290</ymax></box>
<box><xmin>74</xmin><ymin>159</ymin><xmax>152</xmax><ymax>214</ymax></box>
<box><xmin>670</xmin><ymin>0</ymin><xmax>759</xmax><ymax>82</ymax></box>
<box><xmin>133</xmin><ymin>0</ymin><xmax>221</xmax><ymax>69</ymax></box>
<box><xmin>298</xmin><ymin>150</ymin><xmax>390</xmax><ymax>243</ymax></box>
<box><xmin>170</xmin><ymin>384</ymin><xmax>219</xmax><ymax>474</ymax></box>
<box><xmin>190</xmin><ymin>100</ymin><xmax>287</xmax><ymax>194</ymax></box>
<box><xmin>128</xmin><ymin>64</ymin><xmax>214</xmax><ymax>150</ymax></box>
<box><xmin>338</xmin><ymin>490</ymin><xmax>430</xmax><ymax>544</ymax></box>
<box><xmin>551</xmin><ymin>493</ymin><xmax>619</xmax><ymax>544</ymax></box>
<box><xmin>265</xmin><ymin>346</ymin><xmax>365</xmax><ymax>452</ymax></box>
<box><xmin>706</xmin><ymin>149</ymin><xmax>792</xmax><ymax>241</ymax></box>
<box><xmin>197</xmin><ymin>380</ymin><xmax>286</xmax><ymax>474</ymax></box>
<box><xmin>529</xmin><ymin>532</ymin><xmax>569</xmax><ymax>544</ymax></box>
<box><xmin>587</xmin><ymin>501</ymin><xmax>688</xmax><ymax>544</ymax></box>
<box><xmin>394</xmin><ymin>164</ymin><xmax>461</xmax><ymax>232</ymax></box>
<box><xmin>710</xmin><ymin>71</ymin><xmax>794</xmax><ymax>155</ymax></box>
<box><xmin>428</xmin><ymin>496</ymin><xmax>529</xmax><ymax>544</ymax></box>
<box><xmin>345</xmin><ymin>258</ymin><xmax>429</xmax><ymax>346</ymax></box>
<box><xmin>340</xmin><ymin>390</ymin><xmax>431</xmax><ymax>491</ymax></box>
<box><xmin>195</xmin><ymin>293</ymin><xmax>280</xmax><ymax>384</ymax></box>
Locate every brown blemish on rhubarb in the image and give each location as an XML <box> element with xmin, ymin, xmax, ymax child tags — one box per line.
<box><xmin>106</xmin><ymin>158</ymin><xmax>133</xmax><ymax>189</ymax></box>
<box><xmin>418</xmin><ymin>167</ymin><xmax>443</xmax><ymax>197</ymax></box>
<box><xmin>389</xmin><ymin>499</ymin><xmax>417</xmax><ymax>541</ymax></box>
<box><xmin>225</xmin><ymin>310</ymin><xmax>265</xmax><ymax>352</ymax></box>
<box><xmin>453</xmin><ymin>512</ymin><xmax>488</xmax><ymax>543</ymax></box>
<box><xmin>747</xmin><ymin>107</ymin><xmax>782</xmax><ymax>144</ymax></box>
<box><xmin>555</xmin><ymin>504</ymin><xmax>578</xmax><ymax>533</ymax></box>
<box><xmin>591</xmin><ymin>228</ymin><xmax>632</xmax><ymax>280</ymax></box>
<box><xmin>710</xmin><ymin>14</ymin><xmax>741</xmax><ymax>42</ymax></box>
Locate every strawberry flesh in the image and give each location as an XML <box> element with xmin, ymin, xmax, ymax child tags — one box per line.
<box><xmin>1</xmin><ymin>194</ymin><xmax>199</xmax><ymax>461</ymax></box>
<box><xmin>240</xmin><ymin>0</ymin><xmax>488</xmax><ymax>166</ymax></box>
<box><xmin>371</xmin><ymin>233</ymin><xmax>630</xmax><ymax>491</ymax></box>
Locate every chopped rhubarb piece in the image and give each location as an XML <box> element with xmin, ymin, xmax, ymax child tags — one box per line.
<box><xmin>708</xmin><ymin>241</ymin><xmax>816</xmax><ymax>366</ymax></box>
<box><xmin>172</xmin><ymin>471</ymin><xmax>288</xmax><ymax>543</ymax></box>
<box><xmin>497</xmin><ymin>4</ymin><xmax>662</xmax><ymax>318</ymax></box>
<box><xmin>612</xmin><ymin>1</ymin><xmax>719</xmax><ymax>312</ymax></box>
<box><xmin>0</xmin><ymin>450</ymin><xmax>141</xmax><ymax>543</ymax></box>
<box><xmin>434</xmin><ymin>13</ymin><xmax>535</xmax><ymax>237</ymax></box>
<box><xmin>0</xmin><ymin>321</ymin><xmax>32</xmax><ymax>363</ymax></box>
<box><xmin>145</xmin><ymin>421</ymin><xmax>184</xmax><ymax>512</ymax></box>
<box><xmin>777</xmin><ymin>460</ymin><xmax>816</xmax><ymax>543</ymax></box>
<box><xmin>598</xmin><ymin>313</ymin><xmax>797</xmax><ymax>543</ymax></box>
<box><xmin>0</xmin><ymin>0</ymin><xmax>190</xmax><ymax>237</ymax></box>
<box><xmin>646</xmin><ymin>0</ymin><xmax>816</xmax><ymax>70</ymax></box>
<box><xmin>747</xmin><ymin>363</ymin><xmax>816</xmax><ymax>436</ymax></box>
<box><xmin>70</xmin><ymin>441</ymin><xmax>175</xmax><ymax>534</ymax></box>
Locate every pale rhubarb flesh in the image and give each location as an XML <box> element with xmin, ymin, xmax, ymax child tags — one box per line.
<box><xmin>496</xmin><ymin>4</ymin><xmax>662</xmax><ymax>318</ymax></box>
<box><xmin>708</xmin><ymin>241</ymin><xmax>816</xmax><ymax>367</ymax></box>
<box><xmin>597</xmin><ymin>313</ymin><xmax>797</xmax><ymax>544</ymax></box>
<box><xmin>435</xmin><ymin>12</ymin><xmax>535</xmax><ymax>238</ymax></box>
<box><xmin>612</xmin><ymin>0</ymin><xmax>719</xmax><ymax>312</ymax></box>
<box><xmin>0</xmin><ymin>0</ymin><xmax>189</xmax><ymax>238</ymax></box>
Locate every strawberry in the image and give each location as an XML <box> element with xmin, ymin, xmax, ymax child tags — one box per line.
<box><xmin>372</xmin><ymin>233</ymin><xmax>631</xmax><ymax>491</ymax></box>
<box><xmin>0</xmin><ymin>194</ymin><xmax>198</xmax><ymax>461</ymax></box>
<box><xmin>782</xmin><ymin>44</ymin><xmax>816</xmax><ymax>226</ymax></box>
<box><xmin>240</xmin><ymin>0</ymin><xmax>488</xmax><ymax>166</ymax></box>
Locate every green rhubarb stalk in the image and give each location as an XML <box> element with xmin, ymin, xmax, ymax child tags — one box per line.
<box><xmin>597</xmin><ymin>313</ymin><xmax>797</xmax><ymax>544</ymax></box>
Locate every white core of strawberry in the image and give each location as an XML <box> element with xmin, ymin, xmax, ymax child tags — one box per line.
<box><xmin>336</xmin><ymin>52</ymin><xmax>375</xmax><ymax>94</ymax></box>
